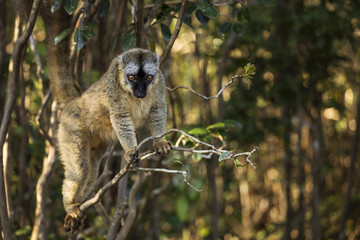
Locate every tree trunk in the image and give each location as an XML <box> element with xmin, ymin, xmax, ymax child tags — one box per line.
<box><xmin>338</xmin><ymin>93</ymin><xmax>360</xmax><ymax>240</ymax></box>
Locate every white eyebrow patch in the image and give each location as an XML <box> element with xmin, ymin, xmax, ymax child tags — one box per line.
<box><xmin>142</xmin><ymin>62</ymin><xmax>157</xmax><ymax>75</ymax></box>
<box><xmin>125</xmin><ymin>62</ymin><xmax>139</xmax><ymax>75</ymax></box>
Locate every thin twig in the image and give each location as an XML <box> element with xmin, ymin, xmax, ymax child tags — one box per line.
<box><xmin>137</xmin><ymin>128</ymin><xmax>218</xmax><ymax>151</ymax></box>
<box><xmin>94</xmin><ymin>202</ymin><xmax>111</xmax><ymax>229</ymax></box>
<box><xmin>131</xmin><ymin>166</ymin><xmax>202</xmax><ymax>192</ymax></box>
<box><xmin>35</xmin><ymin>90</ymin><xmax>54</xmax><ymax>146</ymax></box>
<box><xmin>79</xmin><ymin>162</ymin><xmax>131</xmax><ymax>212</ymax></box>
<box><xmin>116</xmin><ymin>172</ymin><xmax>147</xmax><ymax>240</ymax></box>
<box><xmin>78</xmin><ymin>129</ymin><xmax>257</xmax><ymax>214</ymax></box>
<box><xmin>90</xmin><ymin>143</ymin><xmax>116</xmax><ymax>193</ymax></box>
<box><xmin>166</xmin><ymin>73</ymin><xmax>246</xmax><ymax>100</ymax></box>
<box><xmin>159</xmin><ymin>0</ymin><xmax>188</xmax><ymax>65</ymax></box>
<box><xmin>130</xmin><ymin>166</ymin><xmax>187</xmax><ymax>176</ymax></box>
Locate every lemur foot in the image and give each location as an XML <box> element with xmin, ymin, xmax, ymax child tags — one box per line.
<box><xmin>64</xmin><ymin>204</ymin><xmax>84</xmax><ymax>233</ymax></box>
<box><xmin>153</xmin><ymin>140</ymin><xmax>172</xmax><ymax>154</ymax></box>
<box><xmin>125</xmin><ymin>148</ymin><xmax>140</xmax><ymax>164</ymax></box>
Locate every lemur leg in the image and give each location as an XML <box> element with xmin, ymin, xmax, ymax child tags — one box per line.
<box><xmin>82</xmin><ymin>142</ymin><xmax>108</xmax><ymax>199</ymax></box>
<box><xmin>58</xmin><ymin>123</ymin><xmax>90</xmax><ymax>232</ymax></box>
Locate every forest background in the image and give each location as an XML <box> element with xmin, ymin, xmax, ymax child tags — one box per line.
<box><xmin>0</xmin><ymin>0</ymin><xmax>359</xmax><ymax>239</ymax></box>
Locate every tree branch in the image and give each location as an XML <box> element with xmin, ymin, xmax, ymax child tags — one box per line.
<box><xmin>116</xmin><ymin>172</ymin><xmax>146</xmax><ymax>240</ymax></box>
<box><xmin>159</xmin><ymin>0</ymin><xmax>188</xmax><ymax>65</ymax></box>
<box><xmin>31</xmin><ymin>100</ymin><xmax>58</xmax><ymax>240</ymax></box>
<box><xmin>77</xmin><ymin>128</ymin><xmax>257</xmax><ymax>214</ymax></box>
<box><xmin>35</xmin><ymin>90</ymin><xmax>54</xmax><ymax>146</ymax></box>
<box><xmin>166</xmin><ymin>73</ymin><xmax>246</xmax><ymax>100</ymax></box>
<box><xmin>0</xmin><ymin>0</ymin><xmax>42</xmax><ymax>238</ymax></box>
<box><xmin>79</xmin><ymin>162</ymin><xmax>132</xmax><ymax>212</ymax></box>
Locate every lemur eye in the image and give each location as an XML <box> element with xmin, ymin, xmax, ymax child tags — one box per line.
<box><xmin>146</xmin><ymin>75</ymin><xmax>153</xmax><ymax>82</ymax></box>
<box><xmin>128</xmin><ymin>75</ymin><xmax>135</xmax><ymax>81</ymax></box>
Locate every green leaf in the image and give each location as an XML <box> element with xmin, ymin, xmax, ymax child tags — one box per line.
<box><xmin>98</xmin><ymin>0</ymin><xmax>110</xmax><ymax>17</ymax></box>
<box><xmin>122</xmin><ymin>31</ymin><xmax>136</xmax><ymax>52</ymax></box>
<box><xmin>15</xmin><ymin>225</ymin><xmax>31</xmax><ymax>236</ymax></box>
<box><xmin>220</xmin><ymin>22</ymin><xmax>232</xmax><ymax>34</ymax></box>
<box><xmin>195</xmin><ymin>10</ymin><xmax>209</xmax><ymax>26</ymax></box>
<box><xmin>185</xmin><ymin>2</ymin><xmax>197</xmax><ymax>16</ymax></box>
<box><xmin>235</xmin><ymin>159</ymin><xmax>246</xmax><ymax>168</ymax></box>
<box><xmin>219</xmin><ymin>151</ymin><xmax>232</xmax><ymax>162</ymax></box>
<box><xmin>195</xmin><ymin>0</ymin><xmax>217</xmax><ymax>18</ymax></box>
<box><xmin>184</xmin><ymin>14</ymin><xmax>192</xmax><ymax>27</ymax></box>
<box><xmin>110</xmin><ymin>34</ymin><xmax>119</xmax><ymax>51</ymax></box>
<box><xmin>82</xmin><ymin>28</ymin><xmax>96</xmax><ymax>38</ymax></box>
<box><xmin>54</xmin><ymin>27</ymin><xmax>73</xmax><ymax>45</ymax></box>
<box><xmin>233</xmin><ymin>23</ymin><xmax>244</xmax><ymax>36</ymax></box>
<box><xmin>51</xmin><ymin>0</ymin><xmax>63</xmax><ymax>13</ymax></box>
<box><xmin>85</xmin><ymin>20</ymin><xmax>98</xmax><ymax>28</ymax></box>
<box><xmin>207</xmin><ymin>120</ymin><xmax>242</xmax><ymax>132</ymax></box>
<box><xmin>74</xmin><ymin>29</ymin><xmax>85</xmax><ymax>50</ymax></box>
<box><xmin>176</xmin><ymin>196</ymin><xmax>189</xmax><ymax>221</ymax></box>
<box><xmin>64</xmin><ymin>0</ymin><xmax>78</xmax><ymax>15</ymax></box>
<box><xmin>207</xmin><ymin>122</ymin><xmax>226</xmax><ymax>131</ymax></box>
<box><xmin>224</xmin><ymin>120</ymin><xmax>242</xmax><ymax>130</ymax></box>
<box><xmin>188</xmin><ymin>127</ymin><xmax>208</xmax><ymax>137</ymax></box>
<box><xmin>160</xmin><ymin>23</ymin><xmax>172</xmax><ymax>42</ymax></box>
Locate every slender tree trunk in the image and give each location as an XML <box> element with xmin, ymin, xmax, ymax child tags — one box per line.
<box><xmin>338</xmin><ymin>93</ymin><xmax>360</xmax><ymax>240</ymax></box>
<box><xmin>107</xmin><ymin>157</ymin><xmax>129</xmax><ymax>240</ymax></box>
<box><xmin>117</xmin><ymin>173</ymin><xmax>146</xmax><ymax>240</ymax></box>
<box><xmin>217</xmin><ymin>32</ymin><xmax>236</xmax><ymax>121</ymax></box>
<box><xmin>296</xmin><ymin>108</ymin><xmax>305</xmax><ymax>240</ymax></box>
<box><xmin>31</xmin><ymin>101</ymin><xmax>57</xmax><ymax>240</ymax></box>
<box><xmin>149</xmin><ymin>183</ymin><xmax>160</xmax><ymax>240</ymax></box>
<box><xmin>310</xmin><ymin>108</ymin><xmax>325</xmax><ymax>240</ymax></box>
<box><xmin>114</xmin><ymin>0</ymin><xmax>128</xmax><ymax>54</ymax></box>
<box><xmin>3</xmin><ymin>130</ymin><xmax>13</xmax><ymax>225</ymax></box>
<box><xmin>19</xmin><ymin>61</ymin><xmax>29</xmax><ymax>228</ymax></box>
<box><xmin>283</xmin><ymin>107</ymin><xmax>293</xmax><ymax>240</ymax></box>
<box><xmin>136</xmin><ymin>0</ymin><xmax>145</xmax><ymax>48</ymax></box>
<box><xmin>0</xmin><ymin>0</ymin><xmax>42</xmax><ymax>236</ymax></box>
<box><xmin>206</xmin><ymin>155</ymin><xmax>220</xmax><ymax>240</ymax></box>
<box><xmin>0</xmin><ymin>0</ymin><xmax>7</xmax><ymax>120</ymax></box>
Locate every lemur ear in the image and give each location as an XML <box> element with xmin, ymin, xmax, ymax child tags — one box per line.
<box><xmin>152</xmin><ymin>52</ymin><xmax>159</xmax><ymax>66</ymax></box>
<box><xmin>117</xmin><ymin>54</ymin><xmax>124</xmax><ymax>66</ymax></box>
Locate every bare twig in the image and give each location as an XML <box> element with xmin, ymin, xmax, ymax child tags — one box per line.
<box><xmin>0</xmin><ymin>0</ymin><xmax>42</xmax><ymax>238</ymax></box>
<box><xmin>79</xmin><ymin>129</ymin><xmax>257</xmax><ymax>214</ymax></box>
<box><xmin>79</xmin><ymin>162</ymin><xmax>132</xmax><ymax>212</ymax></box>
<box><xmin>131</xmin><ymin>166</ymin><xmax>187</xmax><ymax>176</ymax></box>
<box><xmin>159</xmin><ymin>0</ymin><xmax>188</xmax><ymax>65</ymax></box>
<box><xmin>31</xmin><ymin>101</ymin><xmax>58</xmax><ymax>240</ymax></box>
<box><xmin>29</xmin><ymin>34</ymin><xmax>47</xmax><ymax>96</ymax></box>
<box><xmin>137</xmin><ymin>128</ymin><xmax>218</xmax><ymax>151</ymax></box>
<box><xmin>30</xmin><ymin>145</ymin><xmax>56</xmax><ymax>240</ymax></box>
<box><xmin>131</xmin><ymin>166</ymin><xmax>202</xmax><ymax>192</ymax></box>
<box><xmin>94</xmin><ymin>202</ymin><xmax>111</xmax><ymax>229</ymax></box>
<box><xmin>91</xmin><ymin>143</ymin><xmax>116</xmax><ymax>193</ymax></box>
<box><xmin>35</xmin><ymin>90</ymin><xmax>54</xmax><ymax>145</ymax></box>
<box><xmin>166</xmin><ymin>73</ymin><xmax>246</xmax><ymax>100</ymax></box>
<box><xmin>116</xmin><ymin>172</ymin><xmax>147</xmax><ymax>240</ymax></box>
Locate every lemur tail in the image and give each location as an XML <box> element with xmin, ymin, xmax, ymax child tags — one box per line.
<box><xmin>41</xmin><ymin>1</ymin><xmax>78</xmax><ymax>105</ymax></box>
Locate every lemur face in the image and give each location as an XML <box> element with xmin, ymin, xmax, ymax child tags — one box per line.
<box><xmin>118</xmin><ymin>49</ymin><xmax>159</xmax><ymax>99</ymax></box>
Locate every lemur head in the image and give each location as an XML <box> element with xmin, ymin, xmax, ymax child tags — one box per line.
<box><xmin>117</xmin><ymin>48</ymin><xmax>159</xmax><ymax>98</ymax></box>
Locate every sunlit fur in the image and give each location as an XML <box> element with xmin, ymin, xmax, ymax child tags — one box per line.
<box><xmin>57</xmin><ymin>48</ymin><xmax>172</xmax><ymax>231</ymax></box>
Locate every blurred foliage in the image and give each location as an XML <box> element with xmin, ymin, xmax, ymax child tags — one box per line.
<box><xmin>2</xmin><ymin>0</ymin><xmax>360</xmax><ymax>239</ymax></box>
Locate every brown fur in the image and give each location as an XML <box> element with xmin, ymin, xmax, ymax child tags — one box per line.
<box><xmin>57</xmin><ymin>49</ymin><xmax>172</xmax><ymax>232</ymax></box>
